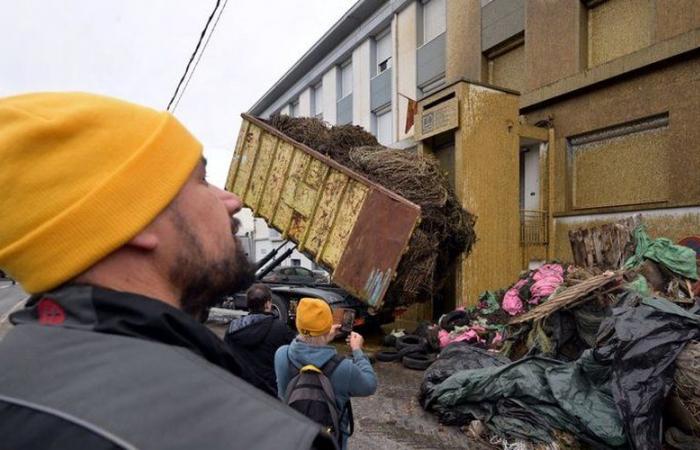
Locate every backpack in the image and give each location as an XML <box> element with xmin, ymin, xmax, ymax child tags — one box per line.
<box><xmin>284</xmin><ymin>352</ymin><xmax>353</xmax><ymax>445</ymax></box>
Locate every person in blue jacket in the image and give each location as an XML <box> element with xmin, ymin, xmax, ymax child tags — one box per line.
<box><xmin>275</xmin><ymin>298</ymin><xmax>377</xmax><ymax>449</ymax></box>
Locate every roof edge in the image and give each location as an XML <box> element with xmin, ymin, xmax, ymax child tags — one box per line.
<box><xmin>249</xmin><ymin>0</ymin><xmax>387</xmax><ymax>115</ymax></box>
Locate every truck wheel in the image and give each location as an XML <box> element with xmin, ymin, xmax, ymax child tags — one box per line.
<box><xmin>270</xmin><ymin>294</ymin><xmax>289</xmax><ymax>323</ymax></box>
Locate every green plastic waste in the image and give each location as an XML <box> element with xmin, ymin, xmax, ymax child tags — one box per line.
<box><xmin>625</xmin><ymin>275</ymin><xmax>651</xmax><ymax>296</ymax></box>
<box><xmin>475</xmin><ymin>291</ymin><xmax>500</xmax><ymax>315</ymax></box>
<box><xmin>624</xmin><ymin>225</ymin><xmax>698</xmax><ymax>280</ymax></box>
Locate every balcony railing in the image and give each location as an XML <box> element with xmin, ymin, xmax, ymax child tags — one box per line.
<box><xmin>520</xmin><ymin>209</ymin><xmax>548</xmax><ymax>245</ymax></box>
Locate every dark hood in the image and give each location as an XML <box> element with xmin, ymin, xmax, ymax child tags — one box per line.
<box><xmin>226</xmin><ymin>313</ymin><xmax>275</xmax><ymax>347</ymax></box>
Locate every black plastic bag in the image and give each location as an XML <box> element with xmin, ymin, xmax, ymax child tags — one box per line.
<box><xmin>599</xmin><ymin>295</ymin><xmax>700</xmax><ymax>450</ymax></box>
<box><xmin>419</xmin><ymin>342</ymin><xmax>509</xmax><ymax>407</ymax></box>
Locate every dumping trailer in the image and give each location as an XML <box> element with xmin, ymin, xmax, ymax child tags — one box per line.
<box><xmin>226</xmin><ymin>114</ymin><xmax>421</xmax><ymax>314</ymax></box>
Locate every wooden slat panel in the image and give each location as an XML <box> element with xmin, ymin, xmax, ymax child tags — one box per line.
<box><xmin>225</xmin><ymin>119</ymin><xmax>249</xmax><ymax>191</ymax></box>
<box><xmin>275</xmin><ymin>149</ymin><xmax>311</xmax><ymax>237</ymax></box>
<box><xmin>321</xmin><ymin>180</ymin><xmax>368</xmax><ymax>268</ymax></box>
<box><xmin>305</xmin><ymin>159</ymin><xmax>327</xmax><ymax>189</ymax></box>
<box><xmin>281</xmin><ymin>150</ymin><xmax>311</xmax><ymax>207</ymax></box>
<box><xmin>259</xmin><ymin>141</ymin><xmax>294</xmax><ymax>221</ymax></box>
<box><xmin>232</xmin><ymin>124</ymin><xmax>261</xmax><ymax>198</ymax></box>
<box><xmin>247</xmin><ymin>133</ymin><xmax>278</xmax><ymax>213</ymax></box>
<box><xmin>306</xmin><ymin>171</ymin><xmax>350</xmax><ymax>256</ymax></box>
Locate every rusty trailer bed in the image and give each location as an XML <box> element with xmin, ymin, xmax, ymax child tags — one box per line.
<box><xmin>225</xmin><ymin>114</ymin><xmax>421</xmax><ymax>310</ymax></box>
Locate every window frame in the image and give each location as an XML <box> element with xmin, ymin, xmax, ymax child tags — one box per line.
<box><xmin>374</xmin><ymin>29</ymin><xmax>392</xmax><ymax>76</ymax></box>
<box><xmin>339</xmin><ymin>60</ymin><xmax>353</xmax><ymax>99</ymax></box>
<box><xmin>312</xmin><ymin>82</ymin><xmax>323</xmax><ymax>119</ymax></box>
<box><xmin>375</xmin><ymin>106</ymin><xmax>393</xmax><ymax>146</ymax></box>
<box><xmin>421</xmin><ymin>0</ymin><xmax>446</xmax><ymax>45</ymax></box>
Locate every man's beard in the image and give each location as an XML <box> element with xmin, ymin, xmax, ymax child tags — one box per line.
<box><xmin>169</xmin><ymin>222</ymin><xmax>256</xmax><ymax>319</ymax></box>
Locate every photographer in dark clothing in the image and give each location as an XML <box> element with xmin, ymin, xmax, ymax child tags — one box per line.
<box><xmin>225</xmin><ymin>284</ymin><xmax>296</xmax><ymax>395</ymax></box>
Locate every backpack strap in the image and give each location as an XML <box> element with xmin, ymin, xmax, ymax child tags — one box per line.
<box><xmin>321</xmin><ymin>355</ymin><xmax>355</xmax><ymax>437</ymax></box>
<box><xmin>320</xmin><ymin>354</ymin><xmax>345</xmax><ymax>377</ymax></box>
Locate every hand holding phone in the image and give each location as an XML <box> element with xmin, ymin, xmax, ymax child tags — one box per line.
<box><xmin>346</xmin><ymin>332</ymin><xmax>364</xmax><ymax>351</ymax></box>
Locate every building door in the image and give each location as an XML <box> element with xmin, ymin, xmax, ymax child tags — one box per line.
<box><xmin>431</xmin><ymin>133</ymin><xmax>456</xmax><ymax>318</ymax></box>
<box><xmin>520</xmin><ymin>144</ymin><xmax>541</xmax><ymax>210</ymax></box>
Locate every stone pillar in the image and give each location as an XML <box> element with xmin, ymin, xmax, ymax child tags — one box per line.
<box><xmin>453</xmin><ymin>81</ymin><xmax>520</xmax><ymax>305</ymax></box>
<box><xmin>445</xmin><ymin>0</ymin><xmax>485</xmax><ymax>82</ymax></box>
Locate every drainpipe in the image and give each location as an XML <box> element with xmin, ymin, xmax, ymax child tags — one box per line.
<box><xmin>392</xmin><ymin>12</ymin><xmax>399</xmax><ymax>144</ymax></box>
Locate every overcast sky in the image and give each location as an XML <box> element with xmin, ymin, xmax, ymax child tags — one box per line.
<box><xmin>0</xmin><ymin>0</ymin><xmax>356</xmax><ymax>187</ymax></box>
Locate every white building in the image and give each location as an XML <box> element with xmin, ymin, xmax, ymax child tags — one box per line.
<box><xmin>243</xmin><ymin>0</ymin><xmax>449</xmax><ymax>268</ymax></box>
<box><xmin>249</xmin><ymin>0</ymin><xmax>450</xmax><ymax>147</ymax></box>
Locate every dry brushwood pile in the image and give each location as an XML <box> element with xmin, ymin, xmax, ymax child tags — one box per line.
<box><xmin>267</xmin><ymin>114</ymin><xmax>477</xmax><ymax>308</ymax></box>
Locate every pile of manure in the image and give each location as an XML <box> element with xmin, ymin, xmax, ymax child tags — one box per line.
<box><xmin>267</xmin><ymin>114</ymin><xmax>477</xmax><ymax>308</ymax></box>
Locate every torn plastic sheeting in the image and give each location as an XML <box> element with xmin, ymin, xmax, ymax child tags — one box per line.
<box><xmin>602</xmin><ymin>296</ymin><xmax>700</xmax><ymax>450</ymax></box>
<box><xmin>423</xmin><ymin>295</ymin><xmax>700</xmax><ymax>449</ymax></box>
<box><xmin>476</xmin><ymin>291</ymin><xmax>500</xmax><ymax>315</ymax></box>
<box><xmin>624</xmin><ymin>225</ymin><xmax>698</xmax><ymax>280</ymax></box>
<box><xmin>422</xmin><ymin>353</ymin><xmax>625</xmax><ymax>448</ymax></box>
<box><xmin>419</xmin><ymin>343</ymin><xmax>510</xmax><ymax>408</ymax></box>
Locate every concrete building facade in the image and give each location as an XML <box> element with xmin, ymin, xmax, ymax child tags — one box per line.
<box><xmin>247</xmin><ymin>0</ymin><xmax>700</xmax><ymax>316</ymax></box>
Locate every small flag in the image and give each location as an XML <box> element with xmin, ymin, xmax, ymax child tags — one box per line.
<box><xmin>404</xmin><ymin>97</ymin><xmax>418</xmax><ymax>134</ymax></box>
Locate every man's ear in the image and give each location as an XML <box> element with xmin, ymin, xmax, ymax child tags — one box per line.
<box><xmin>126</xmin><ymin>230</ymin><xmax>159</xmax><ymax>251</ymax></box>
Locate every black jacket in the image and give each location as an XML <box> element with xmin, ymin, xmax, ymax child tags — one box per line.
<box><xmin>225</xmin><ymin>312</ymin><xmax>296</xmax><ymax>396</ymax></box>
<box><xmin>0</xmin><ymin>285</ymin><xmax>335</xmax><ymax>450</ymax></box>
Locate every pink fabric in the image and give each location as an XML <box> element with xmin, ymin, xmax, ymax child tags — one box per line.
<box><xmin>529</xmin><ymin>264</ymin><xmax>564</xmax><ymax>304</ymax></box>
<box><xmin>513</xmin><ymin>279</ymin><xmax>528</xmax><ymax>290</ymax></box>
<box><xmin>491</xmin><ymin>331</ymin><xmax>503</xmax><ymax>347</ymax></box>
<box><xmin>438</xmin><ymin>328</ymin><xmax>483</xmax><ymax>348</ymax></box>
<box><xmin>502</xmin><ymin>287</ymin><xmax>524</xmax><ymax>315</ymax></box>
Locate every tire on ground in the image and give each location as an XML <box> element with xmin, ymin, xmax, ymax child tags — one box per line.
<box><xmin>402</xmin><ymin>353</ymin><xmax>436</xmax><ymax>370</ymax></box>
<box><xmin>396</xmin><ymin>335</ymin><xmax>427</xmax><ymax>351</ymax></box>
<box><xmin>375</xmin><ymin>345</ymin><xmax>425</xmax><ymax>362</ymax></box>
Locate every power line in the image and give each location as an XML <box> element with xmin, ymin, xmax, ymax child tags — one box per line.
<box><xmin>166</xmin><ymin>0</ymin><xmax>222</xmax><ymax>112</ymax></box>
<box><xmin>170</xmin><ymin>0</ymin><xmax>229</xmax><ymax>112</ymax></box>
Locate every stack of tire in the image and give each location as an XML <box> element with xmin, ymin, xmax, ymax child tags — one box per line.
<box><xmin>375</xmin><ymin>333</ymin><xmax>438</xmax><ymax>370</ymax></box>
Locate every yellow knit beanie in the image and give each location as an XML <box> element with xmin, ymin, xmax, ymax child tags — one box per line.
<box><xmin>295</xmin><ymin>298</ymin><xmax>333</xmax><ymax>337</ymax></box>
<box><xmin>0</xmin><ymin>92</ymin><xmax>202</xmax><ymax>293</ymax></box>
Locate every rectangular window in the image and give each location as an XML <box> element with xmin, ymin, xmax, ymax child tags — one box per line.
<box><xmin>312</xmin><ymin>83</ymin><xmax>323</xmax><ymax>119</ymax></box>
<box><xmin>290</xmin><ymin>100</ymin><xmax>299</xmax><ymax>117</ymax></box>
<box><xmin>423</xmin><ymin>0</ymin><xmax>446</xmax><ymax>44</ymax></box>
<box><xmin>291</xmin><ymin>258</ymin><xmax>301</xmax><ymax>267</ymax></box>
<box><xmin>376</xmin><ymin>108</ymin><xmax>393</xmax><ymax>146</ymax></box>
<box><xmin>340</xmin><ymin>61</ymin><xmax>352</xmax><ymax>99</ymax></box>
<box><xmin>375</xmin><ymin>30</ymin><xmax>392</xmax><ymax>75</ymax></box>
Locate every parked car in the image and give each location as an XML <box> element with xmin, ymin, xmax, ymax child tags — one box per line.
<box><xmin>262</xmin><ymin>266</ymin><xmax>327</xmax><ymax>284</ymax></box>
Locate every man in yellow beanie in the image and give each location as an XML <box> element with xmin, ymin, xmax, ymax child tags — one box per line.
<box><xmin>0</xmin><ymin>92</ymin><xmax>335</xmax><ymax>450</ymax></box>
<box><xmin>275</xmin><ymin>297</ymin><xmax>377</xmax><ymax>450</ymax></box>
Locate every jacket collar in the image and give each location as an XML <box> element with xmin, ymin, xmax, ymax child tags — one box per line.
<box><xmin>11</xmin><ymin>284</ymin><xmax>247</xmax><ymax>378</ymax></box>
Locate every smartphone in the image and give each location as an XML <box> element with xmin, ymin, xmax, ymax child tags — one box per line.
<box><xmin>332</xmin><ymin>307</ymin><xmax>356</xmax><ymax>333</ymax></box>
<box><xmin>341</xmin><ymin>309</ymin><xmax>355</xmax><ymax>333</ymax></box>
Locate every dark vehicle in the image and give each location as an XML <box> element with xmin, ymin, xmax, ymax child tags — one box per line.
<box><xmin>217</xmin><ymin>242</ymin><xmax>374</xmax><ymax>328</ymax></box>
<box><xmin>262</xmin><ymin>266</ymin><xmax>327</xmax><ymax>284</ymax></box>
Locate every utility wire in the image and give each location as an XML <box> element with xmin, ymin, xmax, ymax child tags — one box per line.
<box><xmin>170</xmin><ymin>0</ymin><xmax>229</xmax><ymax>112</ymax></box>
<box><xmin>166</xmin><ymin>0</ymin><xmax>222</xmax><ymax>112</ymax></box>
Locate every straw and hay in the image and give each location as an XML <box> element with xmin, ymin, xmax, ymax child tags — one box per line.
<box><xmin>267</xmin><ymin>114</ymin><xmax>477</xmax><ymax>308</ymax></box>
<box><xmin>508</xmin><ymin>270</ymin><xmax>624</xmax><ymax>325</ymax></box>
<box><xmin>668</xmin><ymin>341</ymin><xmax>700</xmax><ymax>435</ymax></box>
